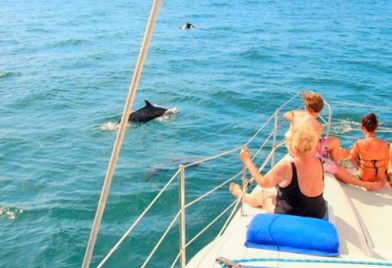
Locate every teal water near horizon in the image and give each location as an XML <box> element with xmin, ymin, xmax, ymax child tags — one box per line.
<box><xmin>1</xmin><ymin>0</ymin><xmax>392</xmax><ymax>267</ymax></box>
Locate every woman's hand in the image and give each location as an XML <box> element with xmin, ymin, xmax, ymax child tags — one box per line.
<box><xmin>240</xmin><ymin>146</ymin><xmax>252</xmax><ymax>164</ymax></box>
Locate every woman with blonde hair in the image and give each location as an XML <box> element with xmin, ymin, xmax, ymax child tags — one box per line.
<box><xmin>230</xmin><ymin>123</ymin><xmax>326</xmax><ymax>219</ymax></box>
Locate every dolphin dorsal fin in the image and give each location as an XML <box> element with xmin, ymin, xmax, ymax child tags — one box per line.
<box><xmin>144</xmin><ymin>100</ymin><xmax>154</xmax><ymax>108</ymax></box>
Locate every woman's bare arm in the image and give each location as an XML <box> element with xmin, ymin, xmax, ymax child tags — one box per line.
<box><xmin>349</xmin><ymin>141</ymin><xmax>360</xmax><ymax>165</ymax></box>
<box><xmin>240</xmin><ymin>147</ymin><xmax>287</xmax><ymax>188</ymax></box>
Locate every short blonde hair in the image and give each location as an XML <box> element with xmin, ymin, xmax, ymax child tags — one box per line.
<box><xmin>286</xmin><ymin>124</ymin><xmax>318</xmax><ymax>157</ymax></box>
<box><xmin>303</xmin><ymin>91</ymin><xmax>324</xmax><ymax>113</ymax></box>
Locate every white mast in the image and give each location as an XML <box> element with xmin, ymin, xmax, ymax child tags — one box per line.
<box><xmin>82</xmin><ymin>1</ymin><xmax>161</xmax><ymax>267</ymax></box>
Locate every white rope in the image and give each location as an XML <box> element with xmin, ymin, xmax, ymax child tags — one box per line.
<box><xmin>183</xmin><ymin>92</ymin><xmax>301</xmax><ymax>170</ymax></box>
<box><xmin>276</xmin><ymin>91</ymin><xmax>303</xmax><ymax>112</ymax></box>
<box><xmin>184</xmin><ymin>146</ymin><xmax>242</xmax><ymax>168</ymax></box>
<box><xmin>184</xmin><ymin>133</ymin><xmax>286</xmax><ymax>210</ymax></box>
<box><xmin>185</xmin><ymin>170</ymin><xmax>242</xmax><ymax>208</ymax></box>
<box><xmin>185</xmin><ymin>200</ymin><xmax>237</xmax><ymax>248</ymax></box>
<box><xmin>141</xmin><ymin>211</ymin><xmax>181</xmax><ymax>268</ymax></box>
<box><xmin>217</xmin><ymin>199</ymin><xmax>241</xmax><ymax>237</ymax></box>
<box><xmin>246</xmin><ymin>92</ymin><xmax>301</xmax><ymax>147</ymax></box>
<box><xmin>170</xmin><ymin>252</ymin><xmax>181</xmax><ymax>268</ymax></box>
<box><xmin>247</xmin><ymin>141</ymin><xmax>285</xmax><ymax>185</ymax></box>
<box><xmin>82</xmin><ymin>1</ymin><xmax>161</xmax><ymax>267</ymax></box>
<box><xmin>183</xmin><ymin>135</ymin><xmax>283</xmax><ymax>228</ymax></box>
<box><xmin>257</xmin><ymin>144</ymin><xmax>278</xmax><ymax>172</ymax></box>
<box><xmin>245</xmin><ymin>114</ymin><xmax>275</xmax><ymax>146</ymax></box>
<box><xmin>252</xmin><ymin>130</ymin><xmax>274</xmax><ymax>159</ymax></box>
<box><xmin>170</xmin><ymin>251</ymin><xmax>182</xmax><ymax>268</ymax></box>
<box><xmin>183</xmin><ymin>129</ymin><xmax>280</xmax><ymax>226</ymax></box>
<box><xmin>182</xmin><ymin>200</ymin><xmax>240</xmax><ymax>268</ymax></box>
<box><xmin>318</xmin><ymin>114</ymin><xmax>329</xmax><ymax>126</ymax></box>
<box><xmin>97</xmin><ymin>169</ymin><xmax>179</xmax><ymax>268</ymax></box>
<box><xmin>183</xmin><ymin>112</ymin><xmax>287</xmax><ymax>209</ymax></box>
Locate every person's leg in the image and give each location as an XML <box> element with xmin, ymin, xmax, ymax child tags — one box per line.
<box><xmin>229</xmin><ymin>182</ymin><xmax>263</xmax><ymax>207</ymax></box>
<box><xmin>334</xmin><ymin>165</ymin><xmax>382</xmax><ymax>191</ymax></box>
<box><xmin>326</xmin><ymin>136</ymin><xmax>341</xmax><ymax>164</ymax></box>
<box><xmin>339</xmin><ymin>146</ymin><xmax>350</xmax><ymax>161</ymax></box>
<box><xmin>262</xmin><ymin>191</ymin><xmax>277</xmax><ymax>213</ymax></box>
<box><xmin>229</xmin><ymin>182</ymin><xmax>277</xmax><ymax>209</ymax></box>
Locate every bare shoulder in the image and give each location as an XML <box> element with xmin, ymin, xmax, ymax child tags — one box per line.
<box><xmin>380</xmin><ymin>139</ymin><xmax>388</xmax><ymax>145</ymax></box>
<box><xmin>274</xmin><ymin>158</ymin><xmax>293</xmax><ymax>186</ymax></box>
<box><xmin>273</xmin><ymin>158</ymin><xmax>292</xmax><ymax>177</ymax></box>
<box><xmin>294</xmin><ymin>110</ymin><xmax>308</xmax><ymax>117</ymax></box>
<box><xmin>283</xmin><ymin>110</ymin><xmax>299</xmax><ymax>121</ymax></box>
<box><xmin>379</xmin><ymin>139</ymin><xmax>389</xmax><ymax>150</ymax></box>
<box><xmin>356</xmin><ymin>138</ymin><xmax>366</xmax><ymax>146</ymax></box>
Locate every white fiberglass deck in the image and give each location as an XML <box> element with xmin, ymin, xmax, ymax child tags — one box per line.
<box><xmin>187</xmin><ymin>174</ymin><xmax>392</xmax><ymax>267</ymax></box>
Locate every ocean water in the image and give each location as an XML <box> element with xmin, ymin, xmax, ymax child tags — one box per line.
<box><xmin>1</xmin><ymin>0</ymin><xmax>392</xmax><ymax>267</ymax></box>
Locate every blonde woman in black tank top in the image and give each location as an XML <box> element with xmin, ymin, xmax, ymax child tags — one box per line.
<box><xmin>230</xmin><ymin>122</ymin><xmax>326</xmax><ymax>219</ymax></box>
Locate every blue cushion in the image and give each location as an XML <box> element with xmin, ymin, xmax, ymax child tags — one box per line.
<box><xmin>245</xmin><ymin>214</ymin><xmax>339</xmax><ymax>257</ymax></box>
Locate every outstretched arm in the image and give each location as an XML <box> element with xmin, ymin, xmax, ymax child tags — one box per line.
<box><xmin>240</xmin><ymin>146</ymin><xmax>287</xmax><ymax>188</ymax></box>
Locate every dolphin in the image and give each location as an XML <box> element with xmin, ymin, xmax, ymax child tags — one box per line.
<box><xmin>125</xmin><ymin>100</ymin><xmax>168</xmax><ymax>123</ymax></box>
<box><xmin>181</xmin><ymin>22</ymin><xmax>196</xmax><ymax>30</ymax></box>
<box><xmin>144</xmin><ymin>160</ymin><xmax>201</xmax><ymax>180</ymax></box>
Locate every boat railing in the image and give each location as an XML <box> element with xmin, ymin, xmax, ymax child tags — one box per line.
<box><xmin>89</xmin><ymin>94</ymin><xmax>392</xmax><ymax>267</ymax></box>
<box><xmin>89</xmin><ymin>89</ymin><xmax>392</xmax><ymax>267</ymax></box>
<box><xmin>95</xmin><ymin>92</ymin><xmax>306</xmax><ymax>268</ymax></box>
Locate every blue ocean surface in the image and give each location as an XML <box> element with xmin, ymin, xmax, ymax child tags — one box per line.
<box><xmin>1</xmin><ymin>0</ymin><xmax>391</xmax><ymax>267</ymax></box>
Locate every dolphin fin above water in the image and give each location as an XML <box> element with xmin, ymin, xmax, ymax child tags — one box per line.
<box><xmin>127</xmin><ymin>100</ymin><xmax>168</xmax><ymax>123</ymax></box>
<box><xmin>181</xmin><ymin>22</ymin><xmax>196</xmax><ymax>30</ymax></box>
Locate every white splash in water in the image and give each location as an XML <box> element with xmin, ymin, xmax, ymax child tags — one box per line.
<box><xmin>99</xmin><ymin>107</ymin><xmax>178</xmax><ymax>130</ymax></box>
<box><xmin>334</xmin><ymin>120</ymin><xmax>353</xmax><ymax>134</ymax></box>
<box><xmin>100</xmin><ymin>121</ymin><xmax>120</xmax><ymax>131</ymax></box>
<box><xmin>331</xmin><ymin>120</ymin><xmax>360</xmax><ymax>134</ymax></box>
<box><xmin>157</xmin><ymin>107</ymin><xmax>179</xmax><ymax>121</ymax></box>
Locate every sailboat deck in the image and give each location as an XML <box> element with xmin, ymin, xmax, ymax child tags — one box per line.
<box><xmin>340</xmin><ymin>182</ymin><xmax>392</xmax><ymax>259</ymax></box>
<box><xmin>187</xmin><ymin>174</ymin><xmax>392</xmax><ymax>267</ymax></box>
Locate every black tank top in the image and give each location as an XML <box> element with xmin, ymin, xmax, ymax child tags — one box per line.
<box><xmin>274</xmin><ymin>160</ymin><xmax>326</xmax><ymax>219</ymax></box>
